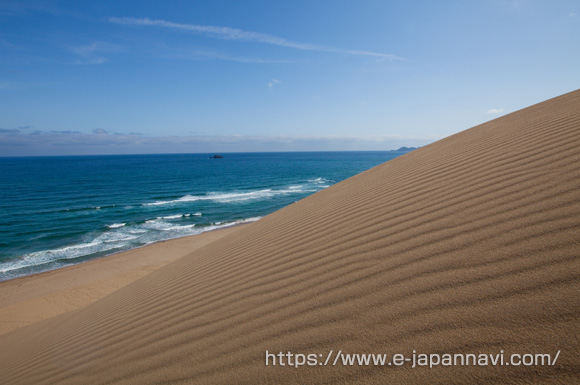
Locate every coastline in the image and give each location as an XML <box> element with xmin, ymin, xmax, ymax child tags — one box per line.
<box><xmin>0</xmin><ymin>223</ymin><xmax>249</xmax><ymax>336</ymax></box>
<box><xmin>0</xmin><ymin>90</ymin><xmax>578</xmax><ymax>384</ymax></box>
<box><xmin>0</xmin><ymin>152</ymin><xmax>393</xmax><ymax>282</ymax></box>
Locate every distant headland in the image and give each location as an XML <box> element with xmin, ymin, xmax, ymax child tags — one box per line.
<box><xmin>390</xmin><ymin>146</ymin><xmax>420</xmax><ymax>152</ymax></box>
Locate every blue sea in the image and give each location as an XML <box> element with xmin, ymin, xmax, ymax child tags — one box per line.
<box><xmin>0</xmin><ymin>151</ymin><xmax>404</xmax><ymax>281</ymax></box>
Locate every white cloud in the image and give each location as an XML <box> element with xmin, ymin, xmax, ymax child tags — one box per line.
<box><xmin>268</xmin><ymin>79</ymin><xmax>281</xmax><ymax>88</ymax></box>
<box><xmin>192</xmin><ymin>51</ymin><xmax>292</xmax><ymax>64</ymax></box>
<box><xmin>108</xmin><ymin>17</ymin><xmax>401</xmax><ymax>60</ymax></box>
<box><xmin>570</xmin><ymin>11</ymin><xmax>577</xmax><ymax>17</ymax></box>
<box><xmin>69</xmin><ymin>41</ymin><xmax>122</xmax><ymax>65</ymax></box>
<box><xmin>486</xmin><ymin>108</ymin><xmax>504</xmax><ymax>114</ymax></box>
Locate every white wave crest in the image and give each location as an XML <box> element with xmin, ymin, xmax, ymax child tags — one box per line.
<box><xmin>0</xmin><ymin>216</ymin><xmax>263</xmax><ymax>276</ymax></box>
<box><xmin>143</xmin><ymin>188</ymin><xmax>303</xmax><ymax>206</ymax></box>
<box><xmin>0</xmin><ymin>241</ymin><xmax>108</xmax><ymax>273</ymax></box>
<box><xmin>158</xmin><ymin>214</ymin><xmax>183</xmax><ymax>220</ymax></box>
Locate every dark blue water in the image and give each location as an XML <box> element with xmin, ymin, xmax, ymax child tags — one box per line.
<box><xmin>0</xmin><ymin>152</ymin><xmax>404</xmax><ymax>281</ymax></box>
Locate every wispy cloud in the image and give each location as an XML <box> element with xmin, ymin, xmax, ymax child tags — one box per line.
<box><xmin>69</xmin><ymin>41</ymin><xmax>122</xmax><ymax>65</ymax></box>
<box><xmin>0</xmin><ymin>125</ymin><xmax>33</xmax><ymax>133</ymax></box>
<box><xmin>108</xmin><ymin>17</ymin><xmax>401</xmax><ymax>60</ymax></box>
<box><xmin>570</xmin><ymin>11</ymin><xmax>577</xmax><ymax>17</ymax></box>
<box><xmin>268</xmin><ymin>79</ymin><xmax>281</xmax><ymax>88</ymax></box>
<box><xmin>50</xmin><ymin>130</ymin><xmax>81</xmax><ymax>134</ymax></box>
<box><xmin>0</xmin><ymin>2</ymin><xmax>56</xmax><ymax>16</ymax></box>
<box><xmin>486</xmin><ymin>108</ymin><xmax>504</xmax><ymax>114</ymax></box>
<box><xmin>0</xmin><ymin>128</ymin><xmax>20</xmax><ymax>133</ymax></box>
<box><xmin>191</xmin><ymin>50</ymin><xmax>293</xmax><ymax>64</ymax></box>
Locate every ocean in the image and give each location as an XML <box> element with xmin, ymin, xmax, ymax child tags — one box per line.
<box><xmin>0</xmin><ymin>151</ymin><xmax>404</xmax><ymax>281</ymax></box>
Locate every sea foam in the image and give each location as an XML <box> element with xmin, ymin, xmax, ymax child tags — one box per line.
<box><xmin>143</xmin><ymin>184</ymin><xmax>327</xmax><ymax>207</ymax></box>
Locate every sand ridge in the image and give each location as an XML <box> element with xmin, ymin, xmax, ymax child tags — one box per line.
<box><xmin>0</xmin><ymin>90</ymin><xmax>579</xmax><ymax>384</ymax></box>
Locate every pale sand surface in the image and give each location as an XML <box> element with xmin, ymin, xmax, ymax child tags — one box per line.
<box><xmin>0</xmin><ymin>225</ymin><xmax>247</xmax><ymax>336</ymax></box>
<box><xmin>0</xmin><ymin>90</ymin><xmax>579</xmax><ymax>384</ymax></box>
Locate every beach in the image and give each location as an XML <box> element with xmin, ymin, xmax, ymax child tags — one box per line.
<box><xmin>0</xmin><ymin>224</ymin><xmax>247</xmax><ymax>336</ymax></box>
<box><xmin>0</xmin><ymin>89</ymin><xmax>579</xmax><ymax>384</ymax></box>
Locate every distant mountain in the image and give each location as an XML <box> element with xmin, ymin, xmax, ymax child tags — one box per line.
<box><xmin>391</xmin><ymin>146</ymin><xmax>419</xmax><ymax>152</ymax></box>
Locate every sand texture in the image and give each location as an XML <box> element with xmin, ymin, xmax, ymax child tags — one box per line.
<box><xmin>0</xmin><ymin>225</ymin><xmax>246</xmax><ymax>336</ymax></box>
<box><xmin>0</xmin><ymin>90</ymin><xmax>579</xmax><ymax>384</ymax></box>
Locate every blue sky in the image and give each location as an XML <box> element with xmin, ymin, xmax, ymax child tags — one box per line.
<box><xmin>0</xmin><ymin>0</ymin><xmax>578</xmax><ymax>156</ymax></box>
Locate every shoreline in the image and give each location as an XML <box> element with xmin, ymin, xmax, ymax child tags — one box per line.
<box><xmin>0</xmin><ymin>223</ymin><xmax>249</xmax><ymax>336</ymax></box>
<box><xmin>0</xmin><ymin>219</ymin><xmax>259</xmax><ymax>283</ymax></box>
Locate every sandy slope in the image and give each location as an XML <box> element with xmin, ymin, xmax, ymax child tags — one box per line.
<box><xmin>0</xmin><ymin>225</ymin><xmax>246</xmax><ymax>336</ymax></box>
<box><xmin>0</xmin><ymin>90</ymin><xmax>579</xmax><ymax>384</ymax></box>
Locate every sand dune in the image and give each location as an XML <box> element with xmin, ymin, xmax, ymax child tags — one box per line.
<box><xmin>0</xmin><ymin>90</ymin><xmax>579</xmax><ymax>384</ymax></box>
